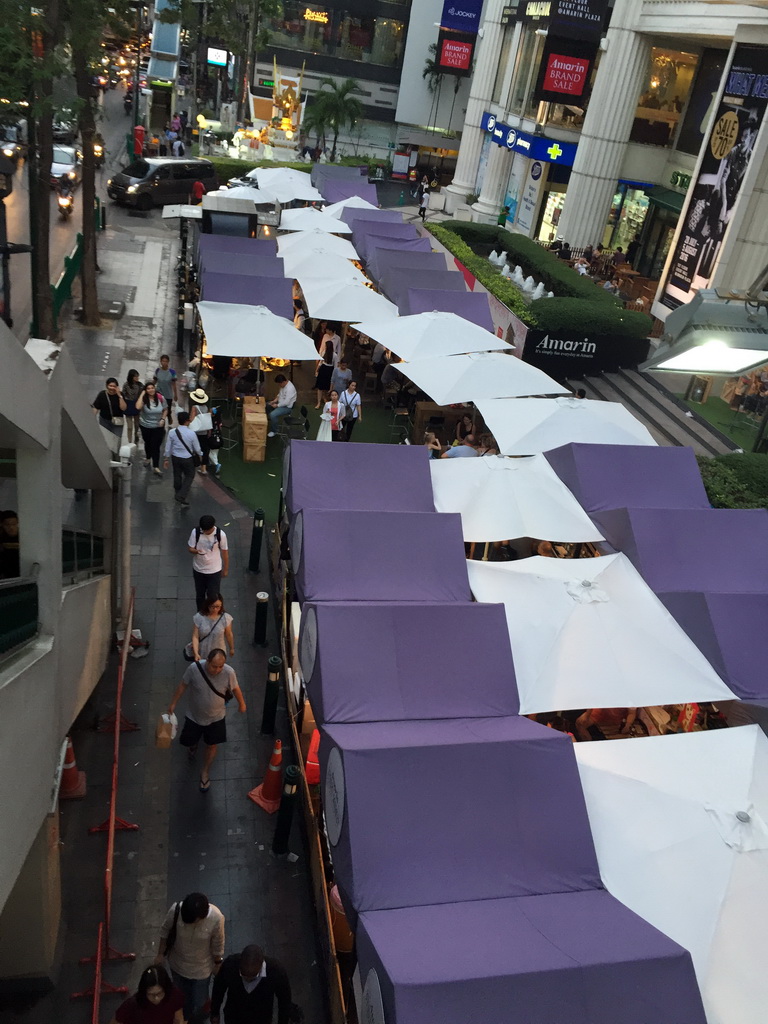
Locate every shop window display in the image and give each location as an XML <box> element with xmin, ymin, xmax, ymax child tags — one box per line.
<box><xmin>507</xmin><ymin>26</ymin><xmax>542</xmax><ymax>115</ymax></box>
<box><xmin>264</xmin><ymin>3</ymin><xmax>406</xmax><ymax>67</ymax></box>
<box><xmin>602</xmin><ymin>186</ymin><xmax>649</xmax><ymax>252</ymax></box>
<box><xmin>630</xmin><ymin>47</ymin><xmax>698</xmax><ymax>148</ymax></box>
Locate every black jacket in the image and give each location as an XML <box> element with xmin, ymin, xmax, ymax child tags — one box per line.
<box><xmin>211</xmin><ymin>954</ymin><xmax>292</xmax><ymax>1024</ymax></box>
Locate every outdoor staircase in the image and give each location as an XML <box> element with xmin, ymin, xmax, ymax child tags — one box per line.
<box><xmin>567</xmin><ymin>369</ymin><xmax>737</xmax><ymax>456</ymax></box>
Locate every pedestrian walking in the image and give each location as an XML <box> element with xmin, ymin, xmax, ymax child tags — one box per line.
<box><xmin>167</xmin><ymin>650</ymin><xmax>246</xmax><ymax>790</ymax></box>
<box><xmin>154</xmin><ymin>355</ymin><xmax>178</xmax><ymax>425</ymax></box>
<box><xmin>136</xmin><ymin>382</ymin><xmax>168</xmax><ymax>474</ymax></box>
<box><xmin>188</xmin><ymin>387</ymin><xmax>213</xmax><ymax>475</ymax></box>
<box><xmin>164</xmin><ymin>411</ymin><xmax>202</xmax><ymax>506</ymax></box>
<box><xmin>122</xmin><ymin>370</ymin><xmax>144</xmax><ymax>444</ymax></box>
<box><xmin>339</xmin><ymin>381</ymin><xmax>362</xmax><ymax>441</ymax></box>
<box><xmin>187</xmin><ymin>594</ymin><xmax>234</xmax><ymax>663</ymax></box>
<box><xmin>330</xmin><ymin>359</ymin><xmax>352</xmax><ymax>396</ymax></box>
<box><xmin>419</xmin><ymin>190</ymin><xmax>429</xmax><ymax>221</ymax></box>
<box><xmin>188</xmin><ymin>515</ymin><xmax>229</xmax><ymax>611</ymax></box>
<box><xmin>312</xmin><ymin>332</ymin><xmax>335</xmax><ymax>409</ymax></box>
<box><xmin>210</xmin><ymin>944</ymin><xmax>293</xmax><ymax>1024</ymax></box>
<box><xmin>172</xmin><ymin>137</ymin><xmax>185</xmax><ymax>158</ymax></box>
<box><xmin>92</xmin><ymin>377</ymin><xmax>127</xmax><ymax>442</ymax></box>
<box><xmin>109</xmin><ymin>964</ymin><xmax>184</xmax><ymax>1024</ymax></box>
<box><xmin>154</xmin><ymin>893</ymin><xmax>225</xmax><ymax>1022</ymax></box>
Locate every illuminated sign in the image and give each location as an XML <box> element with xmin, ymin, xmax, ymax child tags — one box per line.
<box><xmin>436</xmin><ymin>28</ymin><xmax>475</xmax><ymax>75</ymax></box>
<box><xmin>542</xmin><ymin>53</ymin><xmax>590</xmax><ymax>97</ymax></box>
<box><xmin>207</xmin><ymin>47</ymin><xmax>227</xmax><ymax>67</ymax></box>
<box><xmin>303</xmin><ymin>8</ymin><xmax>329</xmax><ymax>22</ymax></box>
<box><xmin>481</xmin><ymin>111</ymin><xmax>577</xmax><ymax>165</ymax></box>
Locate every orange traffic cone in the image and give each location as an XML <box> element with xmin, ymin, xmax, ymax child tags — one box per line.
<box><xmin>60</xmin><ymin>736</ymin><xmax>87</xmax><ymax>800</ymax></box>
<box><xmin>248</xmin><ymin>739</ymin><xmax>283</xmax><ymax>813</ymax></box>
<box><xmin>305</xmin><ymin>729</ymin><xmax>320</xmax><ymax>786</ymax></box>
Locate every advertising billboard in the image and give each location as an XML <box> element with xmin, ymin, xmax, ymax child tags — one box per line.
<box><xmin>436</xmin><ymin>29</ymin><xmax>475</xmax><ymax>75</ymax></box>
<box><xmin>661</xmin><ymin>44</ymin><xmax>768</xmax><ymax>310</ymax></box>
<box><xmin>439</xmin><ymin>0</ymin><xmax>483</xmax><ymax>34</ymax></box>
<box><xmin>533</xmin><ymin>35</ymin><xmax>597</xmax><ymax>105</ymax></box>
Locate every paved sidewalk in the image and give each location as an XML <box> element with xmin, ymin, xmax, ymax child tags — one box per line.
<box><xmin>0</xmin><ymin>220</ymin><xmax>326</xmax><ymax>1024</ymax></box>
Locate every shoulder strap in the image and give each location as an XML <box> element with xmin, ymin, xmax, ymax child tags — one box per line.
<box><xmin>175</xmin><ymin>428</ymin><xmax>195</xmax><ymax>458</ymax></box>
<box><xmin>198</xmin><ymin>612</ymin><xmax>224</xmax><ymax>643</ymax></box>
<box><xmin>195</xmin><ymin>527</ymin><xmax>200</xmax><ymax>543</ymax></box>
<box><xmin>196</xmin><ymin>661</ymin><xmax>226</xmax><ymax>700</ymax></box>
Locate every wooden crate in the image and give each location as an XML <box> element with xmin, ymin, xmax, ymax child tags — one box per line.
<box><xmin>243</xmin><ymin>441</ymin><xmax>266</xmax><ymax>463</ymax></box>
<box><xmin>242</xmin><ymin>395</ymin><xmax>262</xmax><ymax>409</ymax></box>
<box><xmin>243</xmin><ymin>416</ymin><xmax>268</xmax><ymax>442</ymax></box>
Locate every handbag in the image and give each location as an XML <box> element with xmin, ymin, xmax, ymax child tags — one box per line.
<box><xmin>165</xmin><ymin>901</ymin><xmax>181</xmax><ymax>955</ymax></box>
<box><xmin>196</xmin><ymin>660</ymin><xmax>234</xmax><ymax>703</ymax></box>
<box><xmin>104</xmin><ymin>390</ymin><xmax>125</xmax><ymax>427</ymax></box>
<box><xmin>183</xmin><ymin>613</ymin><xmax>224</xmax><ymax>662</ymax></box>
<box><xmin>175</xmin><ymin>427</ymin><xmax>202</xmax><ymax>466</ymax></box>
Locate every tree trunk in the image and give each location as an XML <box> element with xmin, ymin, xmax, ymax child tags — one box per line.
<box><xmin>331</xmin><ymin>128</ymin><xmax>338</xmax><ymax>162</ymax></box>
<box><xmin>72</xmin><ymin>46</ymin><xmax>100</xmax><ymax>326</ymax></box>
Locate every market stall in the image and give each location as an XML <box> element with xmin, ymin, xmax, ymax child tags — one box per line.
<box><xmin>198</xmin><ymin>251</ymin><xmax>286</xmax><ymax>277</ymax></box>
<box><xmin>378</xmin><ymin>267</ymin><xmax>467</xmax><ymax>306</ymax></box>
<box><xmin>576</xmin><ymin>726</ymin><xmax>768</xmax><ymax>1024</ymax></box>
<box><xmin>195</xmin><ymin>301</ymin><xmax>319</xmax><ymax>360</ymax></box>
<box><xmin>322</xmin><ymin>193</ymin><xmax>379</xmax><ymax>217</ymax></box>
<box><xmin>299</xmin><ymin>278</ymin><xmax>399</xmax><ymax>323</ymax></box>
<box><xmin>544</xmin><ymin>442</ymin><xmax>710</xmax><ymax>514</ymax></box>
<box><xmin>395</xmin><ymin>351</ymin><xmax>567</xmax><ymax>403</ymax></box>
<box><xmin>467</xmin><ymin>554</ymin><xmax>735</xmax><ymax>715</ymax></box>
<box><xmin>282</xmin><ymin>252</ymin><xmax>366</xmax><ymax>283</ymax></box>
<box><xmin>277</xmin><ymin>230</ymin><xmax>359</xmax><ymax>261</ymax></box>
<box><xmin>199</xmin><ymin>272</ymin><xmax>293</xmax><ymax>315</ymax></box>
<box><xmin>300</xmin><ymin>602</ymin><xmax>517</xmax><ymax>724</ymax></box>
<box><xmin>399</xmin><ymin>288</ymin><xmax>495</xmax><ymax>330</ymax></box>
<box><xmin>365</xmin><ymin>246</ymin><xmax>446</xmax><ymax>283</ymax></box>
<box><xmin>196</xmin><ymin>233</ymin><xmax>278</xmax><ymax>258</ymax></box>
<box><xmin>355</xmin><ymin>310</ymin><xmax>512</xmax><ymax>360</ymax></box>
<box><xmin>278</xmin><ymin>207</ymin><xmax>353</xmax><ymax>234</ymax></box>
<box><xmin>339</xmin><ymin>207</ymin><xmax>404</xmax><ymax>227</ymax></box>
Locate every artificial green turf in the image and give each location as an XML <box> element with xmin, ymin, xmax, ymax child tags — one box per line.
<box><xmin>680</xmin><ymin>394</ymin><xmax>760</xmax><ymax>452</ymax></box>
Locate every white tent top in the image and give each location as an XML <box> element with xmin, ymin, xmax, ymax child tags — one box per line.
<box><xmin>576</xmin><ymin>726</ymin><xmax>768</xmax><ymax>1024</ymax></box>
<box><xmin>244</xmin><ymin>168</ymin><xmax>324</xmax><ymax>203</ymax></box>
<box><xmin>202</xmin><ymin>193</ymin><xmax>272</xmax><ymax>214</ymax></box>
<box><xmin>210</xmin><ymin>185</ymin><xmax>275</xmax><ymax>204</ymax></box>
<box><xmin>283</xmin><ymin>252</ymin><xmax>365</xmax><ymax>284</ymax></box>
<box><xmin>279</xmin><ymin>207</ymin><xmax>352</xmax><ymax>234</ymax></box>
<box><xmin>323</xmin><ymin>195</ymin><xmax>379</xmax><ymax>217</ymax></box>
<box><xmin>247</xmin><ymin>166</ymin><xmax>311</xmax><ymax>186</ymax></box>
<box><xmin>196</xmin><ymin>301</ymin><xmax>320</xmax><ymax>359</ymax></box>
<box><xmin>161</xmin><ymin>204</ymin><xmax>203</xmax><ymax>220</ymax></box>
<box><xmin>467</xmin><ymin>553</ymin><xmax>735</xmax><ymax>714</ymax></box>
<box><xmin>277</xmin><ymin>230</ymin><xmax>359</xmax><ymax>261</ymax></box>
<box><xmin>397</xmin><ymin>351</ymin><xmax>569</xmax><ymax>403</ymax></box>
<box><xmin>430</xmin><ymin>454</ymin><xmax>604</xmax><ymax>543</ymax></box>
<box><xmin>477</xmin><ymin>396</ymin><xmax>658</xmax><ymax>455</ymax></box>
<box><xmin>300</xmin><ymin>279</ymin><xmax>399</xmax><ymax>323</ymax></box>
<box><xmin>354</xmin><ymin>310</ymin><xmax>513</xmax><ymax>359</ymax></box>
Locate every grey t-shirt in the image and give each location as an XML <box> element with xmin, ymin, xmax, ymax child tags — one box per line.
<box><xmin>192</xmin><ymin>611</ymin><xmax>232</xmax><ymax>660</ymax></box>
<box><xmin>139</xmin><ymin>394</ymin><xmax>166</xmax><ymax>429</ymax></box>
<box><xmin>182</xmin><ymin>662</ymin><xmax>238</xmax><ymax>725</ymax></box>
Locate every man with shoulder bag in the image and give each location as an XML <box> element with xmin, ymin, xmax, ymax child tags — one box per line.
<box><xmin>164</xmin><ymin>410</ymin><xmax>203</xmax><ymax>506</ymax></box>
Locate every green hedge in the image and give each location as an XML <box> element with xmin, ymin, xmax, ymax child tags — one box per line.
<box><xmin>428</xmin><ymin>225</ymin><xmax>534</xmax><ymax>324</ymax></box>
<box><xmin>428</xmin><ymin>220</ymin><xmax>653</xmax><ymax>340</ymax></box>
<box><xmin>206</xmin><ymin>156</ymin><xmax>312</xmax><ymax>184</ymax></box>
<box><xmin>697</xmin><ymin>453</ymin><xmax>768</xmax><ymax>508</ymax></box>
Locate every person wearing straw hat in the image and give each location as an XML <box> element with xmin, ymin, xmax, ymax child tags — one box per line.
<box><xmin>189</xmin><ymin>388</ymin><xmax>213</xmax><ymax>476</ymax></box>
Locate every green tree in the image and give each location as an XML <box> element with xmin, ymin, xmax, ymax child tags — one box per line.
<box><xmin>301</xmin><ymin>102</ymin><xmax>327</xmax><ymax>153</ymax></box>
<box><xmin>422</xmin><ymin>43</ymin><xmax>444</xmax><ymax>131</ymax></box>
<box><xmin>312</xmin><ymin>77</ymin><xmax>363</xmax><ymax>161</ymax></box>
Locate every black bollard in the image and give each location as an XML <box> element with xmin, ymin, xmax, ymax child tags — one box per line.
<box><xmin>248</xmin><ymin>507</ymin><xmax>265</xmax><ymax>573</ymax></box>
<box><xmin>260</xmin><ymin>655</ymin><xmax>282</xmax><ymax>734</ymax></box>
<box><xmin>176</xmin><ymin>303</ymin><xmax>185</xmax><ymax>354</ymax></box>
<box><xmin>253</xmin><ymin>591</ymin><xmax>269</xmax><ymax>646</ymax></box>
<box><xmin>272</xmin><ymin>765</ymin><xmax>300</xmax><ymax>858</ymax></box>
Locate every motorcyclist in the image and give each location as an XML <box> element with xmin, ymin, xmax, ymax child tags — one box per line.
<box><xmin>57</xmin><ymin>173</ymin><xmax>73</xmax><ymax>198</ymax></box>
<box><xmin>124</xmin><ymin>92</ymin><xmax>133</xmax><ymax>115</ymax></box>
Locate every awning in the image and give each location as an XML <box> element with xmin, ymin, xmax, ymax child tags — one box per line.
<box><xmin>646</xmin><ymin>186</ymin><xmax>685</xmax><ymax>215</ymax></box>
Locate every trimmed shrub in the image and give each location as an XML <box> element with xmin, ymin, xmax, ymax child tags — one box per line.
<box><xmin>428</xmin><ymin>220</ymin><xmax>653</xmax><ymax>340</ymax></box>
<box><xmin>697</xmin><ymin>453</ymin><xmax>768</xmax><ymax>509</ymax></box>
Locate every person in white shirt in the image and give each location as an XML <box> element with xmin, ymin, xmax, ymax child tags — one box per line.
<box><xmin>266</xmin><ymin>375</ymin><xmax>297</xmax><ymax>436</ymax></box>
<box><xmin>164</xmin><ymin>411</ymin><xmax>203</xmax><ymax>506</ymax></box>
<box><xmin>188</xmin><ymin>515</ymin><xmax>229</xmax><ymax>611</ymax></box>
<box><xmin>339</xmin><ymin>381</ymin><xmax>362</xmax><ymax>442</ymax></box>
<box><xmin>155</xmin><ymin>892</ymin><xmax>225</xmax><ymax>1021</ymax></box>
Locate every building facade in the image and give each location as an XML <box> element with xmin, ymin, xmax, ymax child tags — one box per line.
<box><xmin>0</xmin><ymin>329</ymin><xmax>116</xmax><ymax>993</ymax></box>
<box><xmin>445</xmin><ymin>0</ymin><xmax>768</xmax><ymax>309</ymax></box>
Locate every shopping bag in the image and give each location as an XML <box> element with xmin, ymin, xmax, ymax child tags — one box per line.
<box><xmin>155</xmin><ymin>713</ymin><xmax>178</xmax><ymax>749</ymax></box>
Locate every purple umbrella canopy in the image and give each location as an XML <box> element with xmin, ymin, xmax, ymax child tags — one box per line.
<box><xmin>545</xmin><ymin>443</ymin><xmax>710</xmax><ymax>513</ymax></box>
<box><xmin>340</xmin><ymin>207</ymin><xmax>404</xmax><ymax>227</ymax></box>
<box><xmin>198</xmin><ymin>251</ymin><xmax>285</xmax><ymax>277</ymax></box>
<box><xmin>379</xmin><ymin>268</ymin><xmax>467</xmax><ymax>307</ymax></box>
<box><xmin>320</xmin><ymin>716</ymin><xmax>601</xmax><ymax>912</ymax></box>
<box><xmin>196</xmin><ymin>233</ymin><xmax>277</xmax><ymax>258</ymax></box>
<box><xmin>594</xmin><ymin>507</ymin><xmax>768</xmax><ymax>593</ymax></box>
<box><xmin>660</xmin><ymin>591</ymin><xmax>768</xmax><ymax>701</ymax></box>
<box><xmin>353</xmin><ymin>225</ymin><xmax>421</xmax><ymax>261</ymax></box>
<box><xmin>311</xmin><ymin>164</ymin><xmax>365</xmax><ymax>187</ymax></box>
<box><xmin>401</xmin><ymin>288</ymin><xmax>495</xmax><ymax>332</ymax></box>
<box><xmin>320</xmin><ymin>180</ymin><xmax>379</xmax><ymax>207</ymax></box>
<box><xmin>366</xmin><ymin>247</ymin><xmax>447</xmax><ymax>284</ymax></box>
<box><xmin>284</xmin><ymin>439</ymin><xmax>435</xmax><ymax>516</ymax></box>
<box><xmin>291</xmin><ymin>510</ymin><xmax>470</xmax><ymax>604</ymax></box>
<box><xmin>356</xmin><ymin>890</ymin><xmax>706</xmax><ymax>1024</ymax></box>
<box><xmin>358</xmin><ymin>234</ymin><xmax>433</xmax><ymax>266</ymax></box>
<box><xmin>200</xmin><ymin>272</ymin><xmax>293</xmax><ymax>315</ymax></box>
<box><xmin>300</xmin><ymin>602</ymin><xmax>518</xmax><ymax>723</ymax></box>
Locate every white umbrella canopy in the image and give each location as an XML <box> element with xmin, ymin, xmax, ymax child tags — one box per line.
<box><xmin>279</xmin><ymin>207</ymin><xmax>352</xmax><ymax>233</ymax></box>
<box><xmin>161</xmin><ymin>204</ymin><xmax>203</xmax><ymax>220</ymax></box>
<box><xmin>467</xmin><ymin>553</ymin><xmax>735</xmax><ymax>714</ymax></box>
<box><xmin>477</xmin><ymin>396</ymin><xmax>658</xmax><ymax>455</ymax></box>
<box><xmin>576</xmin><ymin>726</ymin><xmax>768</xmax><ymax>1024</ymax></box>
<box><xmin>283</xmin><ymin>251</ymin><xmax>366</xmax><ymax>284</ymax></box>
<box><xmin>245</xmin><ymin>168</ymin><xmax>324</xmax><ymax>203</ymax></box>
<box><xmin>323</xmin><ymin>195</ymin><xmax>379</xmax><ymax>217</ymax></box>
<box><xmin>300</xmin><ymin>279</ymin><xmax>399</xmax><ymax>322</ymax></box>
<box><xmin>196</xmin><ymin>301</ymin><xmax>320</xmax><ymax>359</ymax></box>
<box><xmin>397</xmin><ymin>351</ymin><xmax>568</xmax><ymax>403</ymax></box>
<box><xmin>212</xmin><ymin>185</ymin><xmax>275</xmax><ymax>203</ymax></box>
<box><xmin>354</xmin><ymin>310</ymin><xmax>513</xmax><ymax>359</ymax></box>
<box><xmin>429</xmin><ymin>454</ymin><xmax>604</xmax><ymax>543</ymax></box>
<box><xmin>277</xmin><ymin>230</ymin><xmax>359</xmax><ymax>261</ymax></box>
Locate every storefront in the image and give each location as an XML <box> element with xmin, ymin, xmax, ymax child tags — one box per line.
<box><xmin>636</xmin><ymin>185</ymin><xmax>684</xmax><ymax>279</ymax></box>
<box><xmin>601</xmin><ymin>181</ymin><xmax>651</xmax><ymax>251</ymax></box>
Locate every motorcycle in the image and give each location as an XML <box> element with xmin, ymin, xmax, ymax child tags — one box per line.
<box><xmin>124</xmin><ymin>95</ymin><xmax>133</xmax><ymax>116</ymax></box>
<box><xmin>94</xmin><ymin>142</ymin><xmax>104</xmax><ymax>168</ymax></box>
<box><xmin>57</xmin><ymin>191</ymin><xmax>74</xmax><ymax>221</ymax></box>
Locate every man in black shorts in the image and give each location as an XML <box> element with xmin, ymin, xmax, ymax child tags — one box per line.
<box><xmin>168</xmin><ymin>649</ymin><xmax>246</xmax><ymax>792</ymax></box>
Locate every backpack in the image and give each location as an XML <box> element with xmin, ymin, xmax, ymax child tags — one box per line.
<box><xmin>195</xmin><ymin>526</ymin><xmax>221</xmax><ymax>546</ymax></box>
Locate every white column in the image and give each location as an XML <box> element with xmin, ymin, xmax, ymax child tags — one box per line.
<box><xmin>555</xmin><ymin>0</ymin><xmax>649</xmax><ymax>247</ymax></box>
<box><xmin>472</xmin><ymin>141</ymin><xmax>513</xmax><ymax>221</ymax></box>
<box><xmin>443</xmin><ymin>0</ymin><xmax>510</xmax><ymax>212</ymax></box>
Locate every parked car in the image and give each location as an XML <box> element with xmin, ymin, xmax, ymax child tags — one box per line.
<box><xmin>50</xmin><ymin>145</ymin><xmax>82</xmax><ymax>187</ymax></box>
<box><xmin>107</xmin><ymin>157</ymin><xmax>218</xmax><ymax>209</ymax></box>
<box><xmin>0</xmin><ymin>123</ymin><xmax>27</xmax><ymax>163</ymax></box>
<box><xmin>53</xmin><ymin>117</ymin><xmax>77</xmax><ymax>145</ymax></box>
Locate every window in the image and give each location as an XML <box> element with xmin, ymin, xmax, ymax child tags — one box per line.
<box><xmin>264</xmin><ymin>3</ymin><xmax>406</xmax><ymax>67</ymax></box>
<box><xmin>124</xmin><ymin>160</ymin><xmax>149</xmax><ymax>177</ymax></box>
<box><xmin>507</xmin><ymin>26</ymin><xmax>541</xmax><ymax>115</ymax></box>
<box><xmin>630</xmin><ymin>47</ymin><xmax>699</xmax><ymax>148</ymax></box>
<box><xmin>491</xmin><ymin>26</ymin><xmax>515</xmax><ymax>104</ymax></box>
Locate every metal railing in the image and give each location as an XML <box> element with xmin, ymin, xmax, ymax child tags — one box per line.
<box><xmin>62</xmin><ymin>530</ymin><xmax>105</xmax><ymax>581</ymax></box>
<box><xmin>0</xmin><ymin>578</ymin><xmax>39</xmax><ymax>655</ymax></box>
